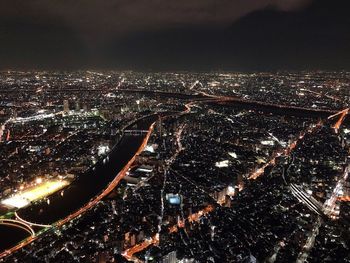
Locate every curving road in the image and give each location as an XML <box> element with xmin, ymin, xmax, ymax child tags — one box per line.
<box><xmin>0</xmin><ymin>114</ymin><xmax>159</xmax><ymax>258</ymax></box>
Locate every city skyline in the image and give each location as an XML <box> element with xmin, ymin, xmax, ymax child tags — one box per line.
<box><xmin>0</xmin><ymin>71</ymin><xmax>349</xmax><ymax>262</ymax></box>
<box><xmin>0</xmin><ymin>1</ymin><xmax>349</xmax><ymax>262</ymax></box>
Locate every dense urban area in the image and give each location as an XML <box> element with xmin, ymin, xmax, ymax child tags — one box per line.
<box><xmin>0</xmin><ymin>71</ymin><xmax>349</xmax><ymax>263</ymax></box>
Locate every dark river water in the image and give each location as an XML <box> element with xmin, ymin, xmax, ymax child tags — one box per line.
<box><xmin>0</xmin><ymin>225</ymin><xmax>30</xmax><ymax>252</ymax></box>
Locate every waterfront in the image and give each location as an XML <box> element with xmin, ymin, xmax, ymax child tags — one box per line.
<box><xmin>0</xmin><ymin>114</ymin><xmax>158</xmax><ymax>254</ymax></box>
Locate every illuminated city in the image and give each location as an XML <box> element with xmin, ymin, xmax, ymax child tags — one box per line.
<box><xmin>0</xmin><ymin>71</ymin><xmax>348</xmax><ymax>263</ymax></box>
<box><xmin>0</xmin><ymin>0</ymin><xmax>350</xmax><ymax>262</ymax></box>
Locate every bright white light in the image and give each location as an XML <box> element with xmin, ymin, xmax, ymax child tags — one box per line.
<box><xmin>215</xmin><ymin>160</ymin><xmax>229</xmax><ymax>168</ymax></box>
<box><xmin>144</xmin><ymin>145</ymin><xmax>155</xmax><ymax>153</ymax></box>
<box><xmin>36</xmin><ymin>177</ymin><xmax>43</xmax><ymax>184</ymax></box>
<box><xmin>98</xmin><ymin>145</ymin><xmax>109</xmax><ymax>156</ymax></box>
<box><xmin>261</xmin><ymin>140</ymin><xmax>275</xmax><ymax>146</ymax></box>
<box><xmin>228</xmin><ymin>152</ymin><xmax>237</xmax><ymax>159</ymax></box>
<box><xmin>2</xmin><ymin>196</ymin><xmax>29</xmax><ymax>208</ymax></box>
<box><xmin>1</xmin><ymin>180</ymin><xmax>69</xmax><ymax>209</ymax></box>
<box><xmin>227</xmin><ymin>186</ymin><xmax>235</xmax><ymax>196</ymax></box>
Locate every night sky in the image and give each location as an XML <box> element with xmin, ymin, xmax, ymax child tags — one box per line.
<box><xmin>0</xmin><ymin>0</ymin><xmax>349</xmax><ymax>71</ymax></box>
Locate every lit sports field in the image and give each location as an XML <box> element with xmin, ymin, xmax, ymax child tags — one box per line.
<box><xmin>1</xmin><ymin>180</ymin><xmax>70</xmax><ymax>209</ymax></box>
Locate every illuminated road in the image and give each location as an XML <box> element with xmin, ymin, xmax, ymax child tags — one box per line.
<box><xmin>14</xmin><ymin>116</ymin><xmax>157</xmax><ymax>225</ymax></box>
<box><xmin>123</xmin><ymin>205</ymin><xmax>214</xmax><ymax>261</ymax></box>
<box><xmin>301</xmin><ymin>88</ymin><xmax>343</xmax><ymax>102</ymax></box>
<box><xmin>0</xmin><ymin>219</ymin><xmax>35</xmax><ymax>236</ymax></box>
<box><xmin>324</xmin><ymin>164</ymin><xmax>349</xmax><ymax>218</ymax></box>
<box><xmin>294</xmin><ymin>164</ymin><xmax>348</xmax><ymax>263</ymax></box>
<box><xmin>0</xmin><ymin>223</ymin><xmax>32</xmax><ymax>252</ymax></box>
<box><xmin>249</xmin><ymin>120</ymin><xmax>323</xmax><ymax>180</ymax></box>
<box><xmin>328</xmin><ymin>108</ymin><xmax>349</xmax><ymax>131</ymax></box>
<box><xmin>122</xmin><ymin>94</ymin><xmax>348</xmax><ymax>263</ymax></box>
<box><xmin>1</xmin><ymin>90</ymin><xmax>345</xmax><ymax>259</ymax></box>
<box><xmin>0</xmin><ymin>115</ymin><xmax>158</xmax><ymax>259</ymax></box>
<box><xmin>122</xmin><ymin>235</ymin><xmax>159</xmax><ymax>262</ymax></box>
<box><xmin>295</xmin><ymin>111</ymin><xmax>350</xmax><ymax>263</ymax></box>
<box><xmin>120</xmin><ymin>93</ymin><xmax>337</xmax><ymax>262</ymax></box>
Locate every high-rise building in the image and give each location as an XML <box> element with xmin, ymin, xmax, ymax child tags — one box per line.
<box><xmin>63</xmin><ymin>100</ymin><xmax>69</xmax><ymax>113</ymax></box>
<box><xmin>0</xmin><ymin>124</ymin><xmax>4</xmax><ymax>142</ymax></box>
<box><xmin>157</xmin><ymin>116</ymin><xmax>163</xmax><ymax>137</ymax></box>
<box><xmin>75</xmin><ymin>101</ymin><xmax>80</xmax><ymax>111</ymax></box>
<box><xmin>82</xmin><ymin>103</ymin><xmax>88</xmax><ymax>112</ymax></box>
<box><xmin>130</xmin><ymin>234</ymin><xmax>136</xmax><ymax>247</ymax></box>
<box><xmin>162</xmin><ymin>251</ymin><xmax>177</xmax><ymax>263</ymax></box>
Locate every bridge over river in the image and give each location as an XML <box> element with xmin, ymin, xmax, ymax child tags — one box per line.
<box><xmin>0</xmin><ymin>114</ymin><xmax>159</xmax><ymax>257</ymax></box>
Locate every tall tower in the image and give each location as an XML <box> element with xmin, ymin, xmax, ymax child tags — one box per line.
<box><xmin>63</xmin><ymin>100</ymin><xmax>69</xmax><ymax>114</ymax></box>
<box><xmin>157</xmin><ymin>116</ymin><xmax>163</xmax><ymax>138</ymax></box>
<box><xmin>75</xmin><ymin>100</ymin><xmax>80</xmax><ymax>111</ymax></box>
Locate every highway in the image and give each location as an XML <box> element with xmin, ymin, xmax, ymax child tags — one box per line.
<box><xmin>123</xmin><ymin>205</ymin><xmax>215</xmax><ymax>261</ymax></box>
<box><xmin>1</xmin><ymin>89</ymin><xmax>347</xmax><ymax>259</ymax></box>
<box><xmin>119</xmin><ymin>92</ymin><xmax>343</xmax><ymax>262</ymax></box>
<box><xmin>0</xmin><ymin>224</ymin><xmax>32</xmax><ymax>253</ymax></box>
<box><xmin>249</xmin><ymin>120</ymin><xmax>323</xmax><ymax>180</ymax></box>
<box><xmin>0</xmin><ymin>114</ymin><xmax>158</xmax><ymax>259</ymax></box>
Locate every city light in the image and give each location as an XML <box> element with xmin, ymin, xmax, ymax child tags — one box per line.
<box><xmin>1</xmin><ymin>179</ymin><xmax>70</xmax><ymax>209</ymax></box>
<box><xmin>0</xmin><ymin>69</ymin><xmax>349</xmax><ymax>262</ymax></box>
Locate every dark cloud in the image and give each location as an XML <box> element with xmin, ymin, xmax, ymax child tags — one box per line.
<box><xmin>0</xmin><ymin>0</ymin><xmax>313</xmax><ymax>42</ymax></box>
<box><xmin>1</xmin><ymin>0</ymin><xmax>349</xmax><ymax>70</ymax></box>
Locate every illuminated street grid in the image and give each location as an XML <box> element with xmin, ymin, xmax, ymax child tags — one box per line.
<box><xmin>0</xmin><ymin>71</ymin><xmax>349</xmax><ymax>263</ymax></box>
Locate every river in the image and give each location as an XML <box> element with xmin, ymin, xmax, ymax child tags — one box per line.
<box><xmin>0</xmin><ymin>114</ymin><xmax>158</xmax><ymax>253</ymax></box>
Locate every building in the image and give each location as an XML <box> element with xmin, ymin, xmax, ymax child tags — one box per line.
<box><xmin>0</xmin><ymin>124</ymin><xmax>4</xmax><ymax>142</ymax></box>
<box><xmin>63</xmin><ymin>100</ymin><xmax>69</xmax><ymax>113</ymax></box>
<box><xmin>162</xmin><ymin>251</ymin><xmax>177</xmax><ymax>263</ymax></box>
<box><xmin>75</xmin><ymin>101</ymin><xmax>80</xmax><ymax>111</ymax></box>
